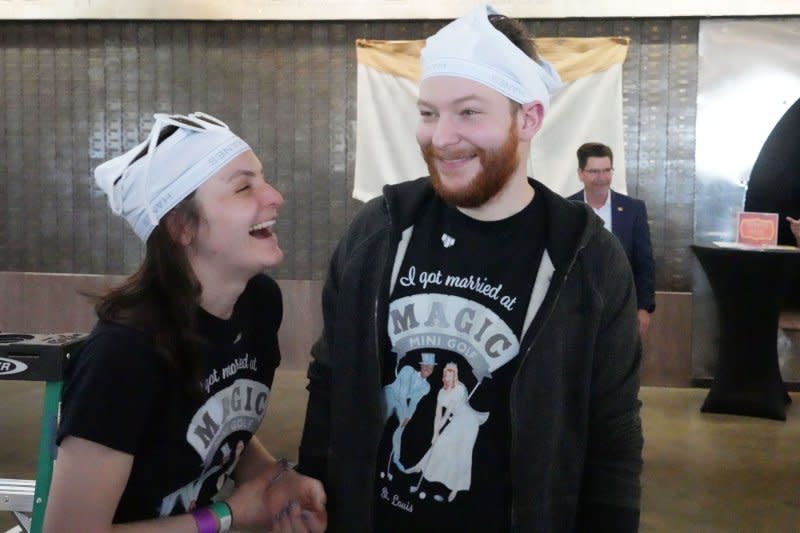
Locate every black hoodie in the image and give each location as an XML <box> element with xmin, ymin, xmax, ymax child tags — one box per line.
<box><xmin>299</xmin><ymin>177</ymin><xmax>643</xmax><ymax>532</ymax></box>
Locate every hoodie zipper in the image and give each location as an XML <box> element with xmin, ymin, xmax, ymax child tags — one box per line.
<box><xmin>366</xmin><ymin>198</ymin><xmax>395</xmax><ymax>528</ymax></box>
<box><xmin>508</xmin><ymin>239</ymin><xmax>588</xmax><ymax>528</ymax></box>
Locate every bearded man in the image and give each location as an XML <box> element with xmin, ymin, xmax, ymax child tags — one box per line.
<box><xmin>298</xmin><ymin>5</ymin><xmax>643</xmax><ymax>532</ymax></box>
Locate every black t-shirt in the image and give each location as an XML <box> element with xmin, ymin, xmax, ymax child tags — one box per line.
<box><xmin>56</xmin><ymin>274</ymin><xmax>282</xmax><ymax>523</ymax></box>
<box><xmin>373</xmin><ymin>191</ymin><xmax>546</xmax><ymax>532</ymax></box>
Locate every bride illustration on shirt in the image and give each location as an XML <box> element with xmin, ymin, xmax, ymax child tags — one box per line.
<box><xmin>407</xmin><ymin>362</ymin><xmax>489</xmax><ymax>503</ymax></box>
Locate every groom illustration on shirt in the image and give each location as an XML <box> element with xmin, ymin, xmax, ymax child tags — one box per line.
<box><xmin>383</xmin><ymin>352</ymin><xmax>437</xmax><ymax>479</ymax></box>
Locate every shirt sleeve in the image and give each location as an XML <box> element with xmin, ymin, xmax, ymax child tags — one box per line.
<box><xmin>582</xmin><ymin>232</ymin><xmax>644</xmax><ymax>522</ymax></box>
<box><xmin>242</xmin><ymin>273</ymin><xmax>283</xmax><ymax>375</ymax></box>
<box><xmin>56</xmin><ymin>324</ymin><xmax>169</xmax><ymax>455</ymax></box>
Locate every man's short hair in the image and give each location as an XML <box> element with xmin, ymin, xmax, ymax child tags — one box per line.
<box><xmin>488</xmin><ymin>14</ymin><xmax>541</xmax><ymax>113</ymax></box>
<box><xmin>488</xmin><ymin>14</ymin><xmax>540</xmax><ymax>62</ymax></box>
<box><xmin>577</xmin><ymin>142</ymin><xmax>614</xmax><ymax>169</ymax></box>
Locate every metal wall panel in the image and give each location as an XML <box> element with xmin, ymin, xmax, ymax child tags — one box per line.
<box><xmin>0</xmin><ymin>17</ymin><xmax>762</xmax><ymax>288</ymax></box>
<box><xmin>273</xmin><ymin>22</ymin><xmax>297</xmax><ymax>277</ymax></box>
<box><xmin>21</xmin><ymin>24</ymin><xmax>40</xmax><ymax>272</ymax></box>
<box><xmin>1</xmin><ymin>27</ymin><xmax>21</xmax><ymax>268</ymax></box>
<box><xmin>638</xmin><ymin>21</ymin><xmax>671</xmax><ymax>290</ymax></box>
<box><xmin>327</xmin><ymin>23</ymin><xmax>349</xmax><ymax>272</ymax></box>
<box><xmin>292</xmin><ymin>22</ymin><xmax>313</xmax><ymax>280</ymax></box>
<box><xmin>665</xmin><ymin>19</ymin><xmax>698</xmax><ymax>290</ymax></box>
<box><xmin>617</xmin><ymin>19</ymin><xmax>642</xmax><ymax>206</ymax></box>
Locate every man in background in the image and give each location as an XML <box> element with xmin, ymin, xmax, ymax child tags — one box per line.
<box><xmin>569</xmin><ymin>142</ymin><xmax>656</xmax><ymax>337</ymax></box>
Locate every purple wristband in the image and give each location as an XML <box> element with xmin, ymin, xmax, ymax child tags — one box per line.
<box><xmin>192</xmin><ymin>507</ymin><xmax>218</xmax><ymax>533</ymax></box>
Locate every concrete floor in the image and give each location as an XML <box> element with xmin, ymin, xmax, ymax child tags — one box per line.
<box><xmin>2</xmin><ymin>371</ymin><xmax>799</xmax><ymax>532</ymax></box>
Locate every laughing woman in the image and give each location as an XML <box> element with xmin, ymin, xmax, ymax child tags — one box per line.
<box><xmin>43</xmin><ymin>113</ymin><xmax>326</xmax><ymax>533</ymax></box>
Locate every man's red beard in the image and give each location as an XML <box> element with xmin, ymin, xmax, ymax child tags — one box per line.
<box><xmin>422</xmin><ymin>118</ymin><xmax>520</xmax><ymax>208</ymax></box>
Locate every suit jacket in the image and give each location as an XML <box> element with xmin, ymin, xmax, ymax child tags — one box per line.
<box><xmin>568</xmin><ymin>189</ymin><xmax>656</xmax><ymax>312</ymax></box>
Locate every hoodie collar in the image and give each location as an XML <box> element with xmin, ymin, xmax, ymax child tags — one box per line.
<box><xmin>382</xmin><ymin>176</ymin><xmax>603</xmax><ymax>275</ymax></box>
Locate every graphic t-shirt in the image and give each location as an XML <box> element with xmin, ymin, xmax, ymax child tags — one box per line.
<box><xmin>56</xmin><ymin>274</ymin><xmax>282</xmax><ymax>523</ymax></box>
<box><xmin>373</xmin><ymin>193</ymin><xmax>546</xmax><ymax>532</ymax></box>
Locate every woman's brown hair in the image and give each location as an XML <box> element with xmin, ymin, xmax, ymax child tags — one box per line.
<box><xmin>92</xmin><ymin>127</ymin><xmax>206</xmax><ymax>398</ymax></box>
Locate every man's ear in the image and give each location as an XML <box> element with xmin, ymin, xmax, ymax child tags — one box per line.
<box><xmin>164</xmin><ymin>211</ymin><xmax>193</xmax><ymax>247</ymax></box>
<box><xmin>517</xmin><ymin>101</ymin><xmax>544</xmax><ymax>142</ymax></box>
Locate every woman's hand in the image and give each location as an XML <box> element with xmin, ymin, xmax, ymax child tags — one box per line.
<box><xmin>226</xmin><ymin>461</ymin><xmax>326</xmax><ymax>532</ymax></box>
<box><xmin>267</xmin><ymin>468</ymin><xmax>327</xmax><ymax>532</ymax></box>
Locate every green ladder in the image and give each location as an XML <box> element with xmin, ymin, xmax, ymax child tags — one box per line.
<box><xmin>0</xmin><ymin>333</ymin><xmax>86</xmax><ymax>533</ymax></box>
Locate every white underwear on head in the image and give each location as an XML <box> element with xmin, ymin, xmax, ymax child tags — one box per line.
<box><xmin>420</xmin><ymin>4</ymin><xmax>562</xmax><ymax>108</ymax></box>
<box><xmin>94</xmin><ymin>112</ymin><xmax>251</xmax><ymax>241</ymax></box>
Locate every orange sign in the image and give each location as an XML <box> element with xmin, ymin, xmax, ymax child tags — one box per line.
<box><xmin>737</xmin><ymin>212</ymin><xmax>778</xmax><ymax>246</ymax></box>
